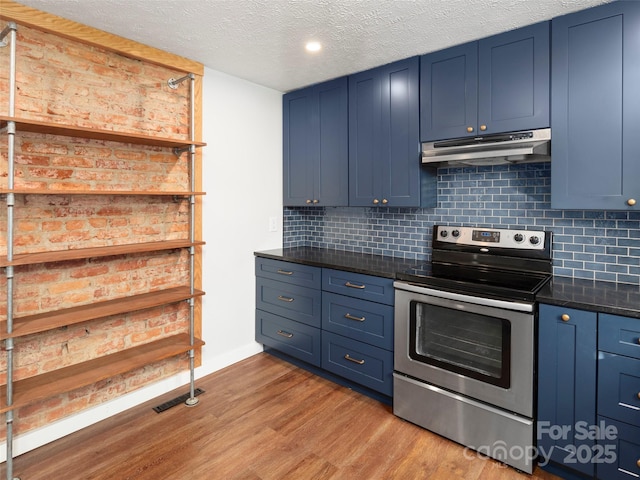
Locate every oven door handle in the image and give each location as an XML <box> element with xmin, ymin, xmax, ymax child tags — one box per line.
<box><xmin>393</xmin><ymin>281</ymin><xmax>534</xmax><ymax>313</ymax></box>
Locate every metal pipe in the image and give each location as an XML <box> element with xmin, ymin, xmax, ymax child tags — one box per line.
<box><xmin>2</xmin><ymin>21</ymin><xmax>19</xmax><ymax>480</ymax></box>
<box><xmin>4</xmin><ymin>23</ymin><xmax>17</xmax><ymax>118</ymax></box>
<box><xmin>184</xmin><ymin>73</ymin><xmax>199</xmax><ymax>407</ymax></box>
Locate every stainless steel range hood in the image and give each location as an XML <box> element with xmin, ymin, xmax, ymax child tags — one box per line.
<box><xmin>421</xmin><ymin>128</ymin><xmax>551</xmax><ymax>167</ymax></box>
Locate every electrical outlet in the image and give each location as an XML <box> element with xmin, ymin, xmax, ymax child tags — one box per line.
<box><xmin>268</xmin><ymin>217</ymin><xmax>278</xmax><ymax>232</ymax></box>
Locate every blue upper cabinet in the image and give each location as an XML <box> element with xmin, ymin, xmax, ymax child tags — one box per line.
<box><xmin>551</xmin><ymin>2</ymin><xmax>640</xmax><ymax>210</ymax></box>
<box><xmin>349</xmin><ymin>57</ymin><xmax>435</xmax><ymax>207</ymax></box>
<box><xmin>283</xmin><ymin>77</ymin><xmax>349</xmax><ymax>207</ymax></box>
<box><xmin>421</xmin><ymin>22</ymin><xmax>549</xmax><ymax>142</ymax></box>
<box><xmin>420</xmin><ymin>42</ymin><xmax>478</xmax><ymax>142</ymax></box>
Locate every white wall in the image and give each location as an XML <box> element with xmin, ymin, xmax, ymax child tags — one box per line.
<box><xmin>199</xmin><ymin>67</ymin><xmax>283</xmax><ymax>374</ymax></box>
<box><xmin>4</xmin><ymin>68</ymin><xmax>283</xmax><ymax>460</ymax></box>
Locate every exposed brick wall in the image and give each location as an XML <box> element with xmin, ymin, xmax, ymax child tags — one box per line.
<box><xmin>0</xmin><ymin>26</ymin><xmax>189</xmax><ymax>136</ymax></box>
<box><xmin>0</xmin><ymin>25</ymin><xmax>197</xmax><ymax>438</ymax></box>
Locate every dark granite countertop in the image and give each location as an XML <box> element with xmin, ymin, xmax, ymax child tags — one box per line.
<box><xmin>256</xmin><ymin>247</ymin><xmax>640</xmax><ymax>320</ymax></box>
<box><xmin>254</xmin><ymin>247</ymin><xmax>419</xmax><ymax>279</ymax></box>
<box><xmin>537</xmin><ymin>276</ymin><xmax>640</xmax><ymax>320</ymax></box>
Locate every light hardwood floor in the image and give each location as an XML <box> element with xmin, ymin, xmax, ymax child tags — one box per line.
<box><xmin>8</xmin><ymin>353</ymin><xmax>560</xmax><ymax>479</ymax></box>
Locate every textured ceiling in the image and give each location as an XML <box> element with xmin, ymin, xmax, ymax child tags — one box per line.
<box><xmin>13</xmin><ymin>0</ymin><xmax>611</xmax><ymax>92</ymax></box>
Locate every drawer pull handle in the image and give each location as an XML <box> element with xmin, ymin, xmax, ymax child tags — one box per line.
<box><xmin>637</xmin><ymin>392</ymin><xmax>640</xmax><ymax>400</ymax></box>
<box><xmin>637</xmin><ymin>458</ymin><xmax>640</xmax><ymax>468</ymax></box>
<box><xmin>344</xmin><ymin>354</ymin><xmax>365</xmax><ymax>365</ymax></box>
<box><xmin>345</xmin><ymin>281</ymin><xmax>365</xmax><ymax>289</ymax></box>
<box><xmin>561</xmin><ymin>314</ymin><xmax>570</xmax><ymax>322</ymax></box>
<box><xmin>277</xmin><ymin>269</ymin><xmax>293</xmax><ymax>275</ymax></box>
<box><xmin>277</xmin><ymin>295</ymin><xmax>294</xmax><ymax>303</ymax></box>
<box><xmin>277</xmin><ymin>330</ymin><xmax>293</xmax><ymax>338</ymax></box>
<box><xmin>345</xmin><ymin>313</ymin><xmax>365</xmax><ymax>322</ymax></box>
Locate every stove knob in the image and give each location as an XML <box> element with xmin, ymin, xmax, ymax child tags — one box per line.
<box><xmin>513</xmin><ymin>233</ymin><xmax>524</xmax><ymax>243</ymax></box>
<box><xmin>529</xmin><ymin>235</ymin><xmax>540</xmax><ymax>245</ymax></box>
<box><xmin>440</xmin><ymin>230</ymin><xmax>448</xmax><ymax>238</ymax></box>
<box><xmin>451</xmin><ymin>229</ymin><xmax>460</xmax><ymax>238</ymax></box>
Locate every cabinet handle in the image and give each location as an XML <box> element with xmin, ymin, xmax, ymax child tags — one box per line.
<box><xmin>628</xmin><ymin>198</ymin><xmax>637</xmax><ymax>206</ymax></box>
<box><xmin>277</xmin><ymin>295</ymin><xmax>294</xmax><ymax>302</ymax></box>
<box><xmin>637</xmin><ymin>337</ymin><xmax>640</xmax><ymax>345</ymax></box>
<box><xmin>637</xmin><ymin>458</ymin><xmax>640</xmax><ymax>469</ymax></box>
<box><xmin>277</xmin><ymin>330</ymin><xmax>293</xmax><ymax>338</ymax></box>
<box><xmin>382</xmin><ymin>198</ymin><xmax>388</xmax><ymax>205</ymax></box>
<box><xmin>466</xmin><ymin>126</ymin><xmax>474</xmax><ymax>133</ymax></box>
<box><xmin>637</xmin><ymin>392</ymin><xmax>640</xmax><ymax>400</ymax></box>
<box><xmin>313</xmin><ymin>199</ymin><xmax>319</xmax><ymax>204</ymax></box>
<box><xmin>345</xmin><ymin>313</ymin><xmax>365</xmax><ymax>322</ymax></box>
<box><xmin>344</xmin><ymin>354</ymin><xmax>365</xmax><ymax>365</ymax></box>
<box><xmin>480</xmin><ymin>125</ymin><xmax>487</xmax><ymax>131</ymax></box>
<box><xmin>345</xmin><ymin>281</ymin><xmax>365</xmax><ymax>289</ymax></box>
<box><xmin>561</xmin><ymin>314</ymin><xmax>570</xmax><ymax>322</ymax></box>
<box><xmin>276</xmin><ymin>269</ymin><xmax>293</xmax><ymax>276</ymax></box>
<box><xmin>373</xmin><ymin>198</ymin><xmax>379</xmax><ymax>205</ymax></box>
<box><xmin>306</xmin><ymin>199</ymin><xmax>312</xmax><ymax>204</ymax></box>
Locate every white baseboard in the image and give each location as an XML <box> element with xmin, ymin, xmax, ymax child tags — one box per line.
<box><xmin>0</xmin><ymin>343</ymin><xmax>264</xmax><ymax>463</ymax></box>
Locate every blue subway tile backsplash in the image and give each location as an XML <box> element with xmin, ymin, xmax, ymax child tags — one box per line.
<box><xmin>283</xmin><ymin>163</ymin><xmax>640</xmax><ymax>285</ymax></box>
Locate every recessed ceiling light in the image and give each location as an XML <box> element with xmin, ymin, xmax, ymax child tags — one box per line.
<box><xmin>305</xmin><ymin>41</ymin><xmax>322</xmax><ymax>53</ymax></box>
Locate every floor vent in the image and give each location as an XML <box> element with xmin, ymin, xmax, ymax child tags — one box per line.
<box><xmin>153</xmin><ymin>388</ymin><xmax>205</xmax><ymax>413</ymax></box>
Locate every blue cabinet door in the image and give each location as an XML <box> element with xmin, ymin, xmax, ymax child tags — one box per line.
<box><xmin>551</xmin><ymin>1</ymin><xmax>640</xmax><ymax>210</ymax></box>
<box><xmin>283</xmin><ymin>87</ymin><xmax>314</xmax><ymax>205</ymax></box>
<box><xmin>420</xmin><ymin>42</ymin><xmax>478</xmax><ymax>141</ymax></box>
<box><xmin>316</xmin><ymin>78</ymin><xmax>349</xmax><ymax>206</ymax></box>
<box><xmin>537</xmin><ymin>304</ymin><xmax>597</xmax><ymax>477</ymax></box>
<box><xmin>478</xmin><ymin>21</ymin><xmax>549</xmax><ymax>135</ymax></box>
<box><xmin>283</xmin><ymin>77</ymin><xmax>348</xmax><ymax>206</ymax></box>
<box><xmin>349</xmin><ymin>57</ymin><xmax>428</xmax><ymax>207</ymax></box>
<box><xmin>420</xmin><ymin>22</ymin><xmax>549</xmax><ymax>142</ymax></box>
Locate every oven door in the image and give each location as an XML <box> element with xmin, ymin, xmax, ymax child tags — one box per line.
<box><xmin>394</xmin><ymin>281</ymin><xmax>535</xmax><ymax>417</ymax></box>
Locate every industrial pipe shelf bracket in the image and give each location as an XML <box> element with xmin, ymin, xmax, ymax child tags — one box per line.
<box><xmin>172</xmin><ymin>145</ymin><xmax>191</xmax><ymax>157</ymax></box>
<box><xmin>167</xmin><ymin>73</ymin><xmax>195</xmax><ymax>89</ymax></box>
<box><xmin>0</xmin><ymin>22</ymin><xmax>17</xmax><ymax>47</ymax></box>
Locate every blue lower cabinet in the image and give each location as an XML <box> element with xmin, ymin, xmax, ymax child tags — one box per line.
<box><xmin>322</xmin><ymin>269</ymin><xmax>394</xmax><ymax>305</ymax></box>
<box><xmin>596</xmin><ymin>417</ymin><xmax>640</xmax><ymax>480</ymax></box>
<box><xmin>255</xmin><ymin>277</ymin><xmax>321</xmax><ymax>328</ymax></box>
<box><xmin>598</xmin><ymin>353</ymin><xmax>640</xmax><ymax>427</ymax></box>
<box><xmin>255</xmin><ymin>257</ymin><xmax>321</xmax><ymax>289</ymax></box>
<box><xmin>599</xmin><ymin>314</ymin><xmax>640</xmax><ymax>360</ymax></box>
<box><xmin>538</xmin><ymin>304</ymin><xmax>597</xmax><ymax>477</ymax></box>
<box><xmin>255</xmin><ymin>310</ymin><xmax>321</xmax><ymax>367</ymax></box>
<box><xmin>322</xmin><ymin>292</ymin><xmax>394</xmax><ymax>350</ymax></box>
<box><xmin>321</xmin><ymin>331</ymin><xmax>393</xmax><ymax>396</ymax></box>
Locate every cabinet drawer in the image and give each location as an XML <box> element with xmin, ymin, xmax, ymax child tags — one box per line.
<box><xmin>321</xmin><ymin>331</ymin><xmax>393</xmax><ymax>396</ymax></box>
<box><xmin>256</xmin><ymin>311</ymin><xmax>321</xmax><ymax>367</ymax></box>
<box><xmin>598</xmin><ymin>352</ymin><xmax>640</xmax><ymax>426</ymax></box>
<box><xmin>322</xmin><ymin>292</ymin><xmax>394</xmax><ymax>350</ymax></box>
<box><xmin>256</xmin><ymin>277</ymin><xmax>321</xmax><ymax>327</ymax></box>
<box><xmin>599</xmin><ymin>314</ymin><xmax>640</xmax><ymax>360</ymax></box>
<box><xmin>322</xmin><ymin>269</ymin><xmax>394</xmax><ymax>305</ymax></box>
<box><xmin>596</xmin><ymin>416</ymin><xmax>640</xmax><ymax>480</ymax></box>
<box><xmin>255</xmin><ymin>257</ymin><xmax>321</xmax><ymax>289</ymax></box>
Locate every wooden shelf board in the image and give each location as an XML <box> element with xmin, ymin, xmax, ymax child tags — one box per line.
<box><xmin>0</xmin><ymin>116</ymin><xmax>206</xmax><ymax>148</ymax></box>
<box><xmin>0</xmin><ymin>239</ymin><xmax>206</xmax><ymax>267</ymax></box>
<box><xmin>0</xmin><ymin>189</ymin><xmax>205</xmax><ymax>196</ymax></box>
<box><xmin>0</xmin><ymin>333</ymin><xmax>205</xmax><ymax>413</ymax></box>
<box><xmin>0</xmin><ymin>287</ymin><xmax>205</xmax><ymax>340</ymax></box>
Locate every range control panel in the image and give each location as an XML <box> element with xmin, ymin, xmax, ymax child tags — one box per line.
<box><xmin>435</xmin><ymin>225</ymin><xmax>546</xmax><ymax>250</ymax></box>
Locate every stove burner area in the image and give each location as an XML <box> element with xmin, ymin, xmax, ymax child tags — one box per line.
<box><xmin>398</xmin><ymin>225</ymin><xmax>552</xmax><ymax>302</ymax></box>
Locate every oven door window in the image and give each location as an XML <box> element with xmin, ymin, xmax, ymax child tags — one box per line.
<box><xmin>409</xmin><ymin>301</ymin><xmax>511</xmax><ymax>388</ymax></box>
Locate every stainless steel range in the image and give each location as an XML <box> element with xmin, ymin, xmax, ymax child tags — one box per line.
<box><xmin>393</xmin><ymin>225</ymin><xmax>552</xmax><ymax>473</ymax></box>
